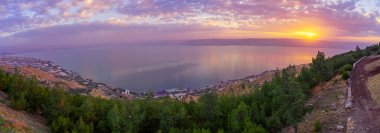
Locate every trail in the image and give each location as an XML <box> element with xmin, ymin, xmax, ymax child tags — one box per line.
<box><xmin>351</xmin><ymin>56</ymin><xmax>380</xmax><ymax>132</ymax></box>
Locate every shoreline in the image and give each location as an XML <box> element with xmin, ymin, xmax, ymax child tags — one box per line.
<box><xmin>0</xmin><ymin>56</ymin><xmax>304</xmax><ymax>100</ymax></box>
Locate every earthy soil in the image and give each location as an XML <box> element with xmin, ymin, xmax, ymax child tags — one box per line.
<box><xmin>296</xmin><ymin>75</ymin><xmax>349</xmax><ymax>133</ymax></box>
<box><xmin>350</xmin><ymin>56</ymin><xmax>380</xmax><ymax>132</ymax></box>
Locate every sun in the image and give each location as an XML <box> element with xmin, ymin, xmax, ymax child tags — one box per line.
<box><xmin>295</xmin><ymin>31</ymin><xmax>318</xmax><ymax>39</ymax></box>
<box><xmin>305</xmin><ymin>32</ymin><xmax>316</xmax><ymax>38</ymax></box>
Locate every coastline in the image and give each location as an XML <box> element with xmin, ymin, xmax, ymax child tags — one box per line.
<box><xmin>0</xmin><ymin>56</ymin><xmax>305</xmax><ymax>100</ymax></box>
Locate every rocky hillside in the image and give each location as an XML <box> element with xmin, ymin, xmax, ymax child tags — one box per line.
<box><xmin>294</xmin><ymin>55</ymin><xmax>380</xmax><ymax>133</ymax></box>
<box><xmin>295</xmin><ymin>75</ymin><xmax>350</xmax><ymax>132</ymax></box>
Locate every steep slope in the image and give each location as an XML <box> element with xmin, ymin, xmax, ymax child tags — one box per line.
<box><xmin>0</xmin><ymin>92</ymin><xmax>49</xmax><ymax>133</ymax></box>
<box><xmin>296</xmin><ymin>55</ymin><xmax>380</xmax><ymax>133</ymax></box>
<box><xmin>295</xmin><ymin>75</ymin><xmax>350</xmax><ymax>132</ymax></box>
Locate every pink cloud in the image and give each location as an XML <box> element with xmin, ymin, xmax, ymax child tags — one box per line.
<box><xmin>0</xmin><ymin>0</ymin><xmax>379</xmax><ymax>44</ymax></box>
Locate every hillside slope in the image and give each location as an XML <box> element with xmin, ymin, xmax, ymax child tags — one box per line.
<box><xmin>0</xmin><ymin>92</ymin><xmax>49</xmax><ymax>133</ymax></box>
<box><xmin>295</xmin><ymin>55</ymin><xmax>380</xmax><ymax>133</ymax></box>
<box><xmin>295</xmin><ymin>75</ymin><xmax>350</xmax><ymax>132</ymax></box>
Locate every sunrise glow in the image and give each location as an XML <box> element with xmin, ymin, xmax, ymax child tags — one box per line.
<box><xmin>0</xmin><ymin>0</ymin><xmax>379</xmax><ymax>45</ymax></box>
<box><xmin>1</xmin><ymin>1</ymin><xmax>380</xmax><ymax>132</ymax></box>
<box><xmin>296</xmin><ymin>32</ymin><xmax>318</xmax><ymax>39</ymax></box>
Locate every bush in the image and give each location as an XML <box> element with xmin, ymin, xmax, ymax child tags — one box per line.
<box><xmin>0</xmin><ymin>116</ymin><xmax>4</xmax><ymax>126</ymax></box>
<box><xmin>314</xmin><ymin>120</ymin><xmax>322</xmax><ymax>132</ymax></box>
<box><xmin>342</xmin><ymin>70</ymin><xmax>350</xmax><ymax>80</ymax></box>
<box><xmin>341</xmin><ymin>64</ymin><xmax>352</xmax><ymax>72</ymax></box>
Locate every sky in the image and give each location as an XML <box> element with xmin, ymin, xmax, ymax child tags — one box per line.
<box><xmin>0</xmin><ymin>0</ymin><xmax>380</xmax><ymax>46</ymax></box>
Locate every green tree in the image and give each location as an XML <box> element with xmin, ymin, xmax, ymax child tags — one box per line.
<box><xmin>74</xmin><ymin>117</ymin><xmax>93</xmax><ymax>133</ymax></box>
<box><xmin>10</xmin><ymin>92</ymin><xmax>27</xmax><ymax>110</ymax></box>
<box><xmin>242</xmin><ymin>121</ymin><xmax>266</xmax><ymax>133</ymax></box>
<box><xmin>51</xmin><ymin>116</ymin><xmax>73</xmax><ymax>133</ymax></box>
<box><xmin>311</xmin><ymin>51</ymin><xmax>333</xmax><ymax>82</ymax></box>
<box><xmin>107</xmin><ymin>105</ymin><xmax>122</xmax><ymax>133</ymax></box>
<box><xmin>228</xmin><ymin>102</ymin><xmax>251</xmax><ymax>133</ymax></box>
<box><xmin>198</xmin><ymin>93</ymin><xmax>220</xmax><ymax>131</ymax></box>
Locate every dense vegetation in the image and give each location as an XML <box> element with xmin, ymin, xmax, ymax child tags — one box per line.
<box><xmin>0</xmin><ymin>43</ymin><xmax>379</xmax><ymax>133</ymax></box>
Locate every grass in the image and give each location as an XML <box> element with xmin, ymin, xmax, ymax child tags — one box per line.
<box><xmin>367</xmin><ymin>74</ymin><xmax>380</xmax><ymax>107</ymax></box>
<box><xmin>365</xmin><ymin>59</ymin><xmax>380</xmax><ymax>72</ymax></box>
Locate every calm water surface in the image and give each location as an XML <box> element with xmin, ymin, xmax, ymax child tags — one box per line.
<box><xmin>15</xmin><ymin>45</ymin><xmax>348</xmax><ymax>92</ymax></box>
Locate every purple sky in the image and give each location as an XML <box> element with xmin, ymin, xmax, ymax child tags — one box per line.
<box><xmin>0</xmin><ymin>0</ymin><xmax>380</xmax><ymax>46</ymax></box>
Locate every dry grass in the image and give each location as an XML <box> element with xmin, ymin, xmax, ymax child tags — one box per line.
<box><xmin>21</xmin><ymin>67</ymin><xmax>85</xmax><ymax>89</ymax></box>
<box><xmin>367</xmin><ymin>74</ymin><xmax>380</xmax><ymax>107</ymax></box>
<box><xmin>21</xmin><ymin>67</ymin><xmax>57</xmax><ymax>81</ymax></box>
<box><xmin>365</xmin><ymin>59</ymin><xmax>380</xmax><ymax>72</ymax></box>
<box><xmin>1</xmin><ymin>66</ymin><xmax>85</xmax><ymax>89</ymax></box>
<box><xmin>183</xmin><ymin>95</ymin><xmax>199</xmax><ymax>103</ymax></box>
<box><xmin>0</xmin><ymin>102</ymin><xmax>49</xmax><ymax>132</ymax></box>
<box><xmin>89</xmin><ymin>89</ymin><xmax>110</xmax><ymax>100</ymax></box>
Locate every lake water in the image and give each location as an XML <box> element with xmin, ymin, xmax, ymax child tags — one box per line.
<box><xmin>15</xmin><ymin>45</ymin><xmax>348</xmax><ymax>92</ymax></box>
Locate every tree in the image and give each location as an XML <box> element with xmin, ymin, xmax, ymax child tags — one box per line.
<box><xmin>242</xmin><ymin>121</ymin><xmax>266</xmax><ymax>133</ymax></box>
<box><xmin>74</xmin><ymin>117</ymin><xmax>93</xmax><ymax>133</ymax></box>
<box><xmin>228</xmin><ymin>102</ymin><xmax>251</xmax><ymax>133</ymax></box>
<box><xmin>198</xmin><ymin>93</ymin><xmax>220</xmax><ymax>131</ymax></box>
<box><xmin>10</xmin><ymin>92</ymin><xmax>27</xmax><ymax>110</ymax></box>
<box><xmin>298</xmin><ymin>67</ymin><xmax>315</xmax><ymax>88</ymax></box>
<box><xmin>138</xmin><ymin>101</ymin><xmax>161</xmax><ymax>133</ymax></box>
<box><xmin>353</xmin><ymin>45</ymin><xmax>363</xmax><ymax>58</ymax></box>
<box><xmin>311</xmin><ymin>51</ymin><xmax>333</xmax><ymax>82</ymax></box>
<box><xmin>356</xmin><ymin>45</ymin><xmax>361</xmax><ymax>51</ymax></box>
<box><xmin>51</xmin><ymin>116</ymin><xmax>73</xmax><ymax>133</ymax></box>
<box><xmin>107</xmin><ymin>105</ymin><xmax>121</xmax><ymax>132</ymax></box>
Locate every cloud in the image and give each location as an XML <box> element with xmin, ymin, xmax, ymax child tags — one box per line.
<box><xmin>0</xmin><ymin>0</ymin><xmax>379</xmax><ymax>43</ymax></box>
<box><xmin>306</xmin><ymin>0</ymin><xmax>380</xmax><ymax>36</ymax></box>
<box><xmin>3</xmin><ymin>23</ymin><xmax>224</xmax><ymax>46</ymax></box>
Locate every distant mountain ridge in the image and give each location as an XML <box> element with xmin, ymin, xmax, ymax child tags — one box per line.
<box><xmin>0</xmin><ymin>38</ymin><xmax>367</xmax><ymax>55</ymax></box>
<box><xmin>181</xmin><ymin>38</ymin><xmax>364</xmax><ymax>49</ymax></box>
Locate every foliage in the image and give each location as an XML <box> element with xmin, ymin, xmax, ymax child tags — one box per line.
<box><xmin>341</xmin><ymin>64</ymin><xmax>352</xmax><ymax>72</ymax></box>
<box><xmin>342</xmin><ymin>70</ymin><xmax>350</xmax><ymax>80</ymax></box>
<box><xmin>314</xmin><ymin>120</ymin><xmax>322</xmax><ymax>132</ymax></box>
<box><xmin>0</xmin><ymin>116</ymin><xmax>4</xmax><ymax>126</ymax></box>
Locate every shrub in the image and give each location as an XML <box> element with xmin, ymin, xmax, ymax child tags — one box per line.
<box><xmin>342</xmin><ymin>70</ymin><xmax>350</xmax><ymax>80</ymax></box>
<box><xmin>0</xmin><ymin>116</ymin><xmax>4</xmax><ymax>126</ymax></box>
<box><xmin>341</xmin><ymin>64</ymin><xmax>352</xmax><ymax>72</ymax></box>
<box><xmin>314</xmin><ymin>120</ymin><xmax>322</xmax><ymax>132</ymax></box>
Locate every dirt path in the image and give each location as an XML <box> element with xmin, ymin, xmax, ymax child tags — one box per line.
<box><xmin>351</xmin><ymin>56</ymin><xmax>380</xmax><ymax>132</ymax></box>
